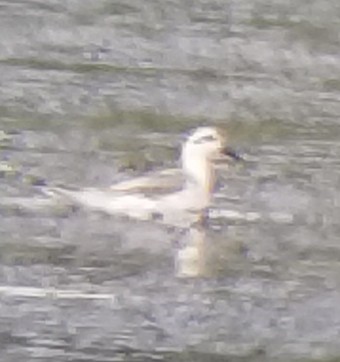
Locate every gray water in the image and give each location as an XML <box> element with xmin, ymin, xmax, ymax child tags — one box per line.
<box><xmin>1</xmin><ymin>0</ymin><xmax>340</xmax><ymax>361</ymax></box>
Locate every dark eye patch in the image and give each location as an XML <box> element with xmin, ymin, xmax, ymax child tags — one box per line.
<box><xmin>193</xmin><ymin>135</ymin><xmax>217</xmax><ymax>144</ymax></box>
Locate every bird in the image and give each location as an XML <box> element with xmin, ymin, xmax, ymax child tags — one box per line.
<box><xmin>47</xmin><ymin>127</ymin><xmax>242</xmax><ymax>227</ymax></box>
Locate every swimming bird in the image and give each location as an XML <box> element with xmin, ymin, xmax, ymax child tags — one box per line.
<box><xmin>48</xmin><ymin>127</ymin><xmax>242</xmax><ymax>227</ymax></box>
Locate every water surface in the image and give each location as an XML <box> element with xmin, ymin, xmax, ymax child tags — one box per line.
<box><xmin>1</xmin><ymin>0</ymin><xmax>340</xmax><ymax>361</ymax></box>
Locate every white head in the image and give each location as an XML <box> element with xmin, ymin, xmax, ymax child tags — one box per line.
<box><xmin>182</xmin><ymin>127</ymin><xmax>225</xmax><ymax>163</ymax></box>
<box><xmin>181</xmin><ymin>127</ymin><xmax>240</xmax><ymax>198</ymax></box>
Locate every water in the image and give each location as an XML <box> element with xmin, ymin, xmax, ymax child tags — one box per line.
<box><xmin>1</xmin><ymin>0</ymin><xmax>340</xmax><ymax>361</ymax></box>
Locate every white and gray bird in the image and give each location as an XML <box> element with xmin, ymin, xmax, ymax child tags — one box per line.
<box><xmin>47</xmin><ymin>127</ymin><xmax>242</xmax><ymax>227</ymax></box>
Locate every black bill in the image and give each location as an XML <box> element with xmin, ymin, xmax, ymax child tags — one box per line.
<box><xmin>222</xmin><ymin>146</ymin><xmax>243</xmax><ymax>161</ymax></box>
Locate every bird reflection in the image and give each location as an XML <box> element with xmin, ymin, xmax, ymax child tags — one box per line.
<box><xmin>174</xmin><ymin>225</ymin><xmax>247</xmax><ymax>278</ymax></box>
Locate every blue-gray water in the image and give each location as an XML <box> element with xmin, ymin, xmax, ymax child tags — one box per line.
<box><xmin>1</xmin><ymin>1</ymin><xmax>340</xmax><ymax>361</ymax></box>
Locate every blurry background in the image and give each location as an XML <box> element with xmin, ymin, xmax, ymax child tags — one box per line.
<box><xmin>1</xmin><ymin>0</ymin><xmax>340</xmax><ymax>361</ymax></box>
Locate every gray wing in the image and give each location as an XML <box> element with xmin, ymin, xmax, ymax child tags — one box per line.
<box><xmin>110</xmin><ymin>168</ymin><xmax>185</xmax><ymax>196</ymax></box>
